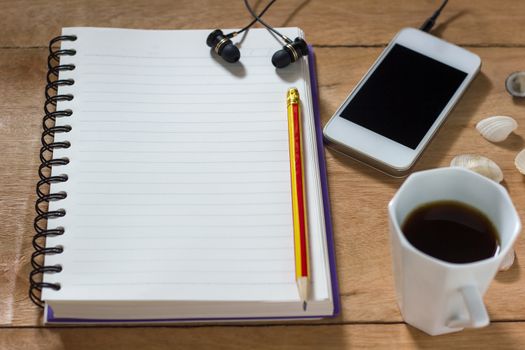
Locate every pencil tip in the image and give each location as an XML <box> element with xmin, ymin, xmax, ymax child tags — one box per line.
<box><xmin>303</xmin><ymin>301</ymin><xmax>307</xmax><ymax>311</ymax></box>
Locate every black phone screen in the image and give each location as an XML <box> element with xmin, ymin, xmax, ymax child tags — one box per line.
<box><xmin>339</xmin><ymin>44</ymin><xmax>468</xmax><ymax>150</ymax></box>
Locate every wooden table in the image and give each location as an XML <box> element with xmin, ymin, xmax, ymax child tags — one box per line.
<box><xmin>1</xmin><ymin>0</ymin><xmax>524</xmax><ymax>348</ymax></box>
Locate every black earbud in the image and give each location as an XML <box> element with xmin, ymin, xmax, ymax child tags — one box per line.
<box><xmin>206</xmin><ymin>29</ymin><xmax>241</xmax><ymax>63</ymax></box>
<box><xmin>271</xmin><ymin>37</ymin><xmax>309</xmax><ymax>68</ymax></box>
<box><xmin>206</xmin><ymin>1</ymin><xmax>309</xmax><ymax>68</ymax></box>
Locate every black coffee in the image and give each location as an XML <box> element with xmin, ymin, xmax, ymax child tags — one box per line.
<box><xmin>402</xmin><ymin>200</ymin><xmax>500</xmax><ymax>264</ymax></box>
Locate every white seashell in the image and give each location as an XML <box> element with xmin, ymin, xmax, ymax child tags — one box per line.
<box><xmin>515</xmin><ymin>149</ymin><xmax>525</xmax><ymax>175</ymax></box>
<box><xmin>476</xmin><ymin>116</ymin><xmax>518</xmax><ymax>143</ymax></box>
<box><xmin>450</xmin><ymin>154</ymin><xmax>504</xmax><ymax>183</ymax></box>
<box><xmin>499</xmin><ymin>250</ymin><xmax>515</xmax><ymax>271</ymax></box>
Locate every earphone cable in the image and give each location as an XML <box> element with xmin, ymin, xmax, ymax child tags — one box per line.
<box><xmin>231</xmin><ymin>0</ymin><xmax>278</xmax><ymax>37</ymax></box>
<box><xmin>243</xmin><ymin>0</ymin><xmax>292</xmax><ymax>43</ymax></box>
<box><xmin>420</xmin><ymin>0</ymin><xmax>449</xmax><ymax>33</ymax></box>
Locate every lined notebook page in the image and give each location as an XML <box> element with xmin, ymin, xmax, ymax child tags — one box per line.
<box><xmin>43</xmin><ymin>27</ymin><xmax>329</xmax><ymax>304</ymax></box>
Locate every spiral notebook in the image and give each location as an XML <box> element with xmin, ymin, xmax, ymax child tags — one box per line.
<box><xmin>32</xmin><ymin>27</ymin><xmax>339</xmax><ymax>323</ymax></box>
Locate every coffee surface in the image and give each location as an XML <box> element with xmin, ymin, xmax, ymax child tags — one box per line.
<box><xmin>402</xmin><ymin>200</ymin><xmax>499</xmax><ymax>264</ymax></box>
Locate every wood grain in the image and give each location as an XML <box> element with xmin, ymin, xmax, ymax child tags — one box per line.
<box><xmin>1</xmin><ymin>45</ymin><xmax>524</xmax><ymax>329</ymax></box>
<box><xmin>1</xmin><ymin>1</ymin><xmax>525</xmax><ymax>346</ymax></box>
<box><xmin>1</xmin><ymin>323</ymin><xmax>525</xmax><ymax>349</ymax></box>
<box><xmin>0</xmin><ymin>0</ymin><xmax>524</xmax><ymax>48</ymax></box>
<box><xmin>0</xmin><ymin>48</ymin><xmax>46</xmax><ymax>327</ymax></box>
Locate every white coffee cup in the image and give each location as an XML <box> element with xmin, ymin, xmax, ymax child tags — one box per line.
<box><xmin>388</xmin><ymin>167</ymin><xmax>521</xmax><ymax>336</ymax></box>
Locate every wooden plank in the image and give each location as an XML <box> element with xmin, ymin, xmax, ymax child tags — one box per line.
<box><xmin>1</xmin><ymin>323</ymin><xmax>525</xmax><ymax>349</ymax></box>
<box><xmin>0</xmin><ymin>47</ymin><xmax>46</xmax><ymax>327</ymax></box>
<box><xmin>1</xmin><ymin>46</ymin><xmax>524</xmax><ymax>327</ymax></box>
<box><xmin>0</xmin><ymin>0</ymin><xmax>524</xmax><ymax>48</ymax></box>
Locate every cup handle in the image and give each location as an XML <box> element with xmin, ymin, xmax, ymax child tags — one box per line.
<box><xmin>446</xmin><ymin>285</ymin><xmax>490</xmax><ymax>329</ymax></box>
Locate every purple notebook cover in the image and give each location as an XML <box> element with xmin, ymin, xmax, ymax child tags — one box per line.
<box><xmin>46</xmin><ymin>46</ymin><xmax>340</xmax><ymax>323</ymax></box>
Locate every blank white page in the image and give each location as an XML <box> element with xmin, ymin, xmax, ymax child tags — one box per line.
<box><xmin>42</xmin><ymin>27</ymin><xmax>329</xmax><ymax>306</ymax></box>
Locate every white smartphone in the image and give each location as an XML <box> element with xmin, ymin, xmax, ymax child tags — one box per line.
<box><xmin>323</xmin><ymin>28</ymin><xmax>481</xmax><ymax>177</ymax></box>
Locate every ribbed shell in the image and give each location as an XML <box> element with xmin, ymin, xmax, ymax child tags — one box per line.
<box><xmin>499</xmin><ymin>250</ymin><xmax>515</xmax><ymax>271</ymax></box>
<box><xmin>514</xmin><ymin>149</ymin><xmax>525</xmax><ymax>175</ymax></box>
<box><xmin>450</xmin><ymin>154</ymin><xmax>503</xmax><ymax>183</ymax></box>
<box><xmin>476</xmin><ymin>116</ymin><xmax>518</xmax><ymax>143</ymax></box>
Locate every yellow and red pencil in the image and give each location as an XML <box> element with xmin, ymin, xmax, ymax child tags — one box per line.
<box><xmin>286</xmin><ymin>87</ymin><xmax>309</xmax><ymax>311</ymax></box>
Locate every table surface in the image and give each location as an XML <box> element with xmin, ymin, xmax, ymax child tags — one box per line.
<box><xmin>1</xmin><ymin>0</ymin><xmax>524</xmax><ymax>348</ymax></box>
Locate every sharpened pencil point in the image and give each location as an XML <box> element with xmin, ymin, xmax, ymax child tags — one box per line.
<box><xmin>303</xmin><ymin>301</ymin><xmax>307</xmax><ymax>311</ymax></box>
